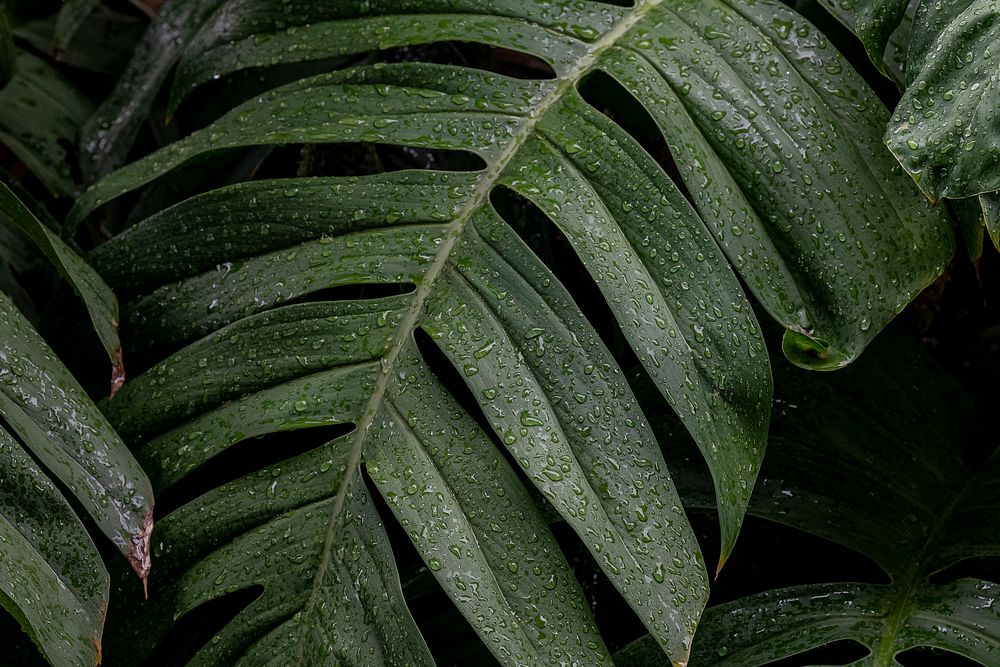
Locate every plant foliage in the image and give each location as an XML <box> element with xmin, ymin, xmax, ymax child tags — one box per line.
<box><xmin>617</xmin><ymin>334</ymin><xmax>1000</xmax><ymax>666</ymax></box>
<box><xmin>1</xmin><ymin>0</ymin><xmax>994</xmax><ymax>664</ymax></box>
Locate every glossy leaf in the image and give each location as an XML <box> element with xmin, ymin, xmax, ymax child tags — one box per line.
<box><xmin>0</xmin><ymin>293</ymin><xmax>153</xmax><ymax>578</ymax></box>
<box><xmin>0</xmin><ymin>291</ymin><xmax>154</xmax><ymax>665</ymax></box>
<box><xmin>0</xmin><ymin>181</ymin><xmax>124</xmax><ymax>392</ymax></box>
<box><xmin>0</xmin><ymin>50</ymin><xmax>92</xmax><ymax>196</ymax></box>
<box><xmin>74</xmin><ymin>0</ymin><xmax>957</xmax><ymax>662</ymax></box>
<box><xmin>78</xmin><ymin>0</ymin><xmax>228</xmax><ymax>180</ymax></box>
<box><xmin>72</xmin><ymin>0</ymin><xmax>955</xmax><ymax>572</ymax></box>
<box><xmin>76</xmin><ymin>0</ymin><xmax>952</xmax><ymax>373</ymax></box>
<box><xmin>618</xmin><ymin>334</ymin><xmax>1000</xmax><ymax>666</ymax></box>
<box><xmin>0</xmin><ymin>424</ymin><xmax>108</xmax><ymax>667</ymax></box>
<box><xmin>886</xmin><ymin>0</ymin><xmax>1000</xmax><ymax>202</ymax></box>
<box><xmin>814</xmin><ymin>0</ymin><xmax>909</xmax><ymax>70</ymax></box>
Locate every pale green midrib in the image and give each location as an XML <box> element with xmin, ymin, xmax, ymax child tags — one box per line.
<box><xmin>293</xmin><ymin>1</ymin><xmax>664</xmax><ymax>663</ymax></box>
<box><xmin>873</xmin><ymin>455</ymin><xmax>996</xmax><ymax>665</ymax></box>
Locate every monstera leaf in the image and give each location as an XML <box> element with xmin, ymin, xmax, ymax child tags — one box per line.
<box><xmin>616</xmin><ymin>333</ymin><xmax>999</xmax><ymax>666</ymax></box>
<box><xmin>70</xmin><ymin>0</ymin><xmax>953</xmax><ymax>664</ymax></box>
<box><xmin>0</xmin><ymin>186</ymin><xmax>153</xmax><ymax>665</ymax></box>
<box><xmin>816</xmin><ymin>0</ymin><xmax>1000</xmax><ymax>251</ymax></box>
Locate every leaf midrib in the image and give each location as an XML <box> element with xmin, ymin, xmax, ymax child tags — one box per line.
<box><xmin>873</xmin><ymin>450</ymin><xmax>998</xmax><ymax>664</ymax></box>
<box><xmin>292</xmin><ymin>0</ymin><xmax>664</xmax><ymax>661</ymax></box>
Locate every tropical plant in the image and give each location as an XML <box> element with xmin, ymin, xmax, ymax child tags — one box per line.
<box><xmin>0</xmin><ymin>0</ymin><xmax>997</xmax><ymax>665</ymax></box>
<box><xmin>616</xmin><ymin>333</ymin><xmax>1000</xmax><ymax>666</ymax></box>
<box><xmin>0</xmin><ymin>182</ymin><xmax>153</xmax><ymax>666</ymax></box>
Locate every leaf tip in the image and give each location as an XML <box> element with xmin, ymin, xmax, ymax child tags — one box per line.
<box><xmin>128</xmin><ymin>511</ymin><xmax>153</xmax><ymax>598</ymax></box>
<box><xmin>110</xmin><ymin>333</ymin><xmax>125</xmax><ymax>398</ymax></box>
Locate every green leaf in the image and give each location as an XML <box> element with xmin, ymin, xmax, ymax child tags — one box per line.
<box><xmin>0</xmin><ymin>292</ymin><xmax>154</xmax><ymax>665</ymax></box>
<box><xmin>74</xmin><ymin>0</ymin><xmax>955</xmax><ymax>662</ymax></box>
<box><xmin>0</xmin><ymin>181</ymin><xmax>124</xmax><ymax>392</ymax></box>
<box><xmin>813</xmin><ymin>0</ymin><xmax>909</xmax><ymax>71</ymax></box>
<box><xmin>77</xmin><ymin>0</ymin><xmax>228</xmax><ymax>180</ymax></box>
<box><xmin>0</xmin><ymin>293</ymin><xmax>153</xmax><ymax>578</ymax></box>
<box><xmin>0</xmin><ymin>424</ymin><xmax>108</xmax><ymax>667</ymax></box>
<box><xmin>886</xmin><ymin>0</ymin><xmax>1000</xmax><ymax>202</ymax></box>
<box><xmin>53</xmin><ymin>0</ymin><xmax>100</xmax><ymax>53</ymax></box>
<box><xmin>0</xmin><ymin>50</ymin><xmax>93</xmax><ymax>196</ymax></box>
<box><xmin>619</xmin><ymin>333</ymin><xmax>1000</xmax><ymax>666</ymax></box>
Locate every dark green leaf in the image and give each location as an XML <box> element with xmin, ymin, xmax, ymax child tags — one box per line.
<box><xmin>620</xmin><ymin>333</ymin><xmax>1000</xmax><ymax>666</ymax></box>
<box><xmin>0</xmin><ymin>181</ymin><xmax>124</xmax><ymax>391</ymax></box>
<box><xmin>0</xmin><ymin>424</ymin><xmax>108</xmax><ymax>667</ymax></box>
<box><xmin>0</xmin><ymin>50</ymin><xmax>92</xmax><ymax>196</ymax></box>
<box><xmin>0</xmin><ymin>293</ymin><xmax>153</xmax><ymax>583</ymax></box>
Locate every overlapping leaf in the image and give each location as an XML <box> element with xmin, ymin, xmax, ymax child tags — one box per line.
<box><xmin>0</xmin><ymin>182</ymin><xmax>124</xmax><ymax>390</ymax></box>
<box><xmin>0</xmin><ymin>292</ymin><xmax>153</xmax><ymax>666</ymax></box>
<box><xmin>816</xmin><ymin>0</ymin><xmax>1000</xmax><ymax>251</ymax></box>
<box><xmin>617</xmin><ymin>334</ymin><xmax>1000</xmax><ymax>666</ymax></box>
<box><xmin>74</xmin><ymin>0</ymin><xmax>955</xmax><ymax>663</ymax></box>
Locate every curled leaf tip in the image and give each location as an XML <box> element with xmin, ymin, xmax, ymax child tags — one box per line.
<box><xmin>715</xmin><ymin>554</ymin><xmax>728</xmax><ymax>580</ymax></box>
<box><xmin>129</xmin><ymin>512</ymin><xmax>154</xmax><ymax>598</ymax></box>
<box><xmin>781</xmin><ymin>328</ymin><xmax>852</xmax><ymax>371</ymax></box>
<box><xmin>110</xmin><ymin>354</ymin><xmax>125</xmax><ymax>398</ymax></box>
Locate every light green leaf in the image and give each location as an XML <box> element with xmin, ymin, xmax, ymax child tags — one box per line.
<box><xmin>0</xmin><ymin>181</ymin><xmax>124</xmax><ymax>391</ymax></box>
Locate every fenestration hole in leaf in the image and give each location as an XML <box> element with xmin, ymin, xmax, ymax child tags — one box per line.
<box><xmin>284</xmin><ymin>282</ymin><xmax>416</xmax><ymax>306</ymax></box>
<box><xmin>143</xmin><ymin>586</ymin><xmax>263</xmax><ymax>667</ymax></box>
<box><xmin>758</xmin><ymin>640</ymin><xmax>869</xmax><ymax>667</ymax></box>
<box><xmin>928</xmin><ymin>556</ymin><xmax>1000</xmax><ymax>586</ymax></box>
<box><xmin>411</xmin><ymin>327</ymin><xmax>511</xmax><ymax>458</ymax></box>
<box><xmin>153</xmin><ymin>422</ymin><xmax>355</xmax><ymax>519</ymax></box>
<box><xmin>489</xmin><ymin>186</ymin><xmax>640</xmax><ymax>372</ymax></box>
<box><xmin>896</xmin><ymin>646</ymin><xmax>983</xmax><ymax>667</ymax></box>
<box><xmin>576</xmin><ymin>70</ymin><xmax>694</xmax><ymax>209</ymax></box>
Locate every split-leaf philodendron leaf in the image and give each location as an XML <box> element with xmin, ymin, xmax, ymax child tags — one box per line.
<box><xmin>616</xmin><ymin>333</ymin><xmax>999</xmax><ymax>666</ymax></box>
<box><xmin>70</xmin><ymin>0</ymin><xmax>955</xmax><ymax>664</ymax></box>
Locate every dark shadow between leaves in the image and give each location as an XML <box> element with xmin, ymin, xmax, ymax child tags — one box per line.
<box><xmin>759</xmin><ymin>640</ymin><xmax>870</xmax><ymax>667</ymax></box>
<box><xmin>142</xmin><ymin>586</ymin><xmax>264</xmax><ymax>667</ymax></box>
<box><xmin>154</xmin><ymin>423</ymin><xmax>355</xmax><ymax>520</ymax></box>
<box><xmin>896</xmin><ymin>646</ymin><xmax>984</xmax><ymax>667</ymax></box>
<box><xmin>576</xmin><ymin>70</ymin><xmax>695</xmax><ymax>209</ymax></box>
<box><xmin>489</xmin><ymin>185</ymin><xmax>641</xmax><ymax>372</ymax></box>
